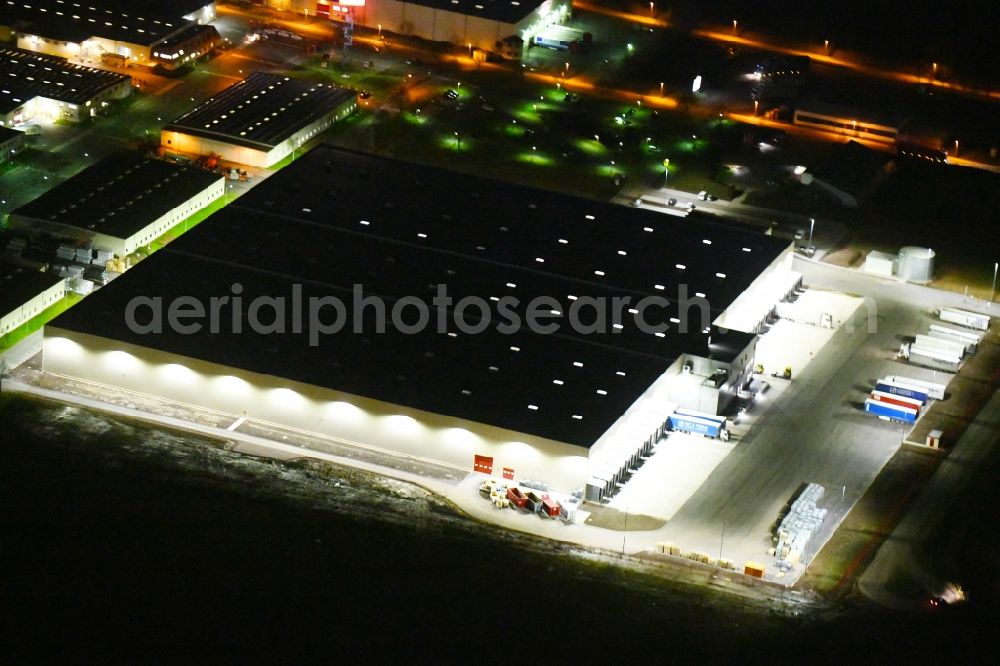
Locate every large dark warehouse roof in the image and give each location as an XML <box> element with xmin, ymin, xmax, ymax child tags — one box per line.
<box><xmin>162</xmin><ymin>72</ymin><xmax>356</xmax><ymax>151</ymax></box>
<box><xmin>1</xmin><ymin>0</ymin><xmax>187</xmax><ymax>46</ymax></box>
<box><xmin>11</xmin><ymin>153</ymin><xmax>221</xmax><ymax>240</ymax></box>
<box><xmin>50</xmin><ymin>146</ymin><xmax>788</xmax><ymax>447</ymax></box>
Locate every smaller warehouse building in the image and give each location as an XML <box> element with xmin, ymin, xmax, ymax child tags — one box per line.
<box><xmin>0</xmin><ymin>125</ymin><xmax>27</xmax><ymax>163</ymax></box>
<box><xmin>266</xmin><ymin>0</ymin><xmax>571</xmax><ymax>54</ymax></box>
<box><xmin>161</xmin><ymin>72</ymin><xmax>358</xmax><ymax>167</ymax></box>
<box><xmin>3</xmin><ymin>0</ymin><xmax>219</xmax><ymax>67</ymax></box>
<box><xmin>0</xmin><ymin>260</ymin><xmax>65</xmax><ymax>338</ymax></box>
<box><xmin>9</xmin><ymin>153</ymin><xmax>224</xmax><ymax>257</ymax></box>
<box><xmin>0</xmin><ymin>48</ymin><xmax>132</xmax><ymax>125</ymax></box>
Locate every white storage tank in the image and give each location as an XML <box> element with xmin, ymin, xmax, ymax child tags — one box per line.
<box><xmin>897</xmin><ymin>246</ymin><xmax>935</xmax><ymax>283</ymax></box>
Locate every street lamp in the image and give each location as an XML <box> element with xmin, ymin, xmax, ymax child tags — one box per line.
<box><xmin>824</xmin><ymin>39</ymin><xmax>829</xmax><ymax>52</ymax></box>
<box><xmin>732</xmin><ymin>19</ymin><xmax>738</xmax><ymax>33</ymax></box>
<box><xmin>468</xmin><ymin>42</ymin><xmax>473</xmax><ymax>58</ymax></box>
<box><xmin>662</xmin><ymin>157</ymin><xmax>670</xmax><ymax>185</ymax></box>
<box><xmin>378</xmin><ymin>24</ymin><xmax>382</xmax><ymax>38</ymax></box>
<box><xmin>649</xmin><ymin>2</ymin><xmax>654</xmax><ymax>15</ymax></box>
<box><xmin>754</xmin><ymin>99</ymin><xmax>758</xmax><ymax>115</ymax></box>
<box><xmin>953</xmin><ymin>139</ymin><xmax>959</xmax><ymax>157</ymax></box>
<box><xmin>991</xmin><ymin>261</ymin><xmax>998</xmax><ymax>309</ymax></box>
<box><xmin>809</xmin><ymin>217</ymin><xmax>815</xmax><ymax>245</ymax></box>
<box><xmin>659</xmin><ymin>81</ymin><xmax>664</xmax><ymax>96</ymax></box>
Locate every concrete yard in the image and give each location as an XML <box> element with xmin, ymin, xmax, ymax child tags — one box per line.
<box><xmin>606</xmin><ymin>432</ymin><xmax>735</xmax><ymax>521</ymax></box>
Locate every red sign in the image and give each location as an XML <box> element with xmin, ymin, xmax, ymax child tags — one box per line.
<box><xmin>473</xmin><ymin>455</ymin><xmax>493</xmax><ymax>475</ymax></box>
<box><xmin>502</xmin><ymin>467</ymin><xmax>515</xmax><ymax>481</ymax></box>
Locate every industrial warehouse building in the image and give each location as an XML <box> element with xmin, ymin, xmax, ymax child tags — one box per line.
<box><xmin>265</xmin><ymin>0</ymin><xmax>571</xmax><ymax>54</ymax></box>
<box><xmin>0</xmin><ymin>48</ymin><xmax>132</xmax><ymax>125</ymax></box>
<box><xmin>161</xmin><ymin>72</ymin><xmax>358</xmax><ymax>167</ymax></box>
<box><xmin>9</xmin><ymin>153</ymin><xmax>224</xmax><ymax>257</ymax></box>
<box><xmin>1</xmin><ymin>260</ymin><xmax>65</xmax><ymax>338</ymax></box>
<box><xmin>44</xmin><ymin>146</ymin><xmax>795</xmax><ymax>492</ymax></box>
<box><xmin>0</xmin><ymin>125</ymin><xmax>27</xmax><ymax>163</ymax></box>
<box><xmin>0</xmin><ymin>0</ymin><xmax>218</xmax><ymax>69</ymax></box>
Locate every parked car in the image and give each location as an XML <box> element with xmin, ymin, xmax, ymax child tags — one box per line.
<box><xmin>667</xmin><ymin>198</ymin><xmax>677</xmax><ymax>206</ymax></box>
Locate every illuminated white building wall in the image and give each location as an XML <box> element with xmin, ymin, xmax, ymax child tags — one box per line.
<box><xmin>10</xmin><ymin>178</ymin><xmax>225</xmax><ymax>256</ymax></box>
<box><xmin>1</xmin><ymin>279</ymin><xmax>66</xmax><ymax>337</ymax></box>
<box><xmin>16</xmin><ymin>34</ymin><xmax>81</xmax><ymax>60</ymax></box>
<box><xmin>270</xmin><ymin>0</ymin><xmax>570</xmax><ymax>52</ymax></box>
<box><xmin>43</xmin><ymin>328</ymin><xmax>591</xmax><ymax>491</ymax></box>
<box><xmin>161</xmin><ymin>100</ymin><xmax>357</xmax><ymax>167</ymax></box>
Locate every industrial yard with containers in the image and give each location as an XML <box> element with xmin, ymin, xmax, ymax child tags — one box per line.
<box><xmin>0</xmin><ymin>1</ymin><xmax>998</xmax><ymax>652</ymax></box>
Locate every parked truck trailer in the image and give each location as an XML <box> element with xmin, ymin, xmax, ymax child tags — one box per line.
<box><xmin>882</xmin><ymin>375</ymin><xmax>946</xmax><ymax>400</ymax></box>
<box><xmin>939</xmin><ymin>307</ymin><xmax>990</xmax><ymax>331</ymax></box>
<box><xmin>875</xmin><ymin>378</ymin><xmax>929</xmax><ymax>404</ymax></box>
<box><xmin>864</xmin><ymin>398</ymin><xmax>918</xmax><ymax>424</ymax></box>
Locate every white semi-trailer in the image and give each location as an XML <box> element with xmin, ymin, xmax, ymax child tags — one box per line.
<box><xmin>915</xmin><ymin>333</ymin><xmax>967</xmax><ymax>358</ymax></box>
<box><xmin>939</xmin><ymin>307</ymin><xmax>990</xmax><ymax>331</ymax></box>
<box><xmin>882</xmin><ymin>375</ymin><xmax>947</xmax><ymax>400</ymax></box>
<box><xmin>928</xmin><ymin>324</ymin><xmax>981</xmax><ymax>353</ymax></box>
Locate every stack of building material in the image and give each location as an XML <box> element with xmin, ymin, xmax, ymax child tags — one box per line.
<box><xmin>774</xmin><ymin>483</ymin><xmax>828</xmax><ymax>565</ymax></box>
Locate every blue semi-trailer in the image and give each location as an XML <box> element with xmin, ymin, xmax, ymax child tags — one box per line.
<box><xmin>874</xmin><ymin>380</ymin><xmax>929</xmax><ymax>405</ymax></box>
<box><xmin>668</xmin><ymin>414</ymin><xmax>723</xmax><ymax>438</ymax></box>
<box><xmin>864</xmin><ymin>398</ymin><xmax>917</xmax><ymax>424</ymax></box>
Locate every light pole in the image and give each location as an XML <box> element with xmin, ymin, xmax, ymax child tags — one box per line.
<box><xmin>659</xmin><ymin>81</ymin><xmax>664</xmax><ymax>96</ymax></box>
<box><xmin>953</xmin><ymin>139</ymin><xmax>959</xmax><ymax>157</ymax></box>
<box><xmin>454</xmin><ymin>131</ymin><xmax>461</xmax><ymax>150</ymax></box>
<box><xmin>649</xmin><ymin>2</ymin><xmax>654</xmax><ymax>16</ymax></box>
<box><xmin>378</xmin><ymin>24</ymin><xmax>382</xmax><ymax>38</ymax></box>
<box><xmin>719</xmin><ymin>520</ymin><xmax>726</xmax><ymax>561</ymax></box>
<box><xmin>662</xmin><ymin>157</ymin><xmax>670</xmax><ymax>186</ymax></box>
<box><xmin>732</xmin><ymin>19</ymin><xmax>738</xmax><ymax>33</ymax></box>
<box><xmin>824</xmin><ymin>39</ymin><xmax>829</xmax><ymax>52</ymax></box>
<box><xmin>754</xmin><ymin>99</ymin><xmax>759</xmax><ymax>115</ymax></box>
<box><xmin>990</xmin><ymin>261</ymin><xmax>998</xmax><ymax>309</ymax></box>
<box><xmin>468</xmin><ymin>42</ymin><xmax>473</xmax><ymax>58</ymax></box>
<box><xmin>809</xmin><ymin>217</ymin><xmax>815</xmax><ymax>245</ymax></box>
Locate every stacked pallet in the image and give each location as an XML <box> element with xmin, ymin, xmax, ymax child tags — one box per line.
<box><xmin>774</xmin><ymin>483</ymin><xmax>828</xmax><ymax>565</ymax></box>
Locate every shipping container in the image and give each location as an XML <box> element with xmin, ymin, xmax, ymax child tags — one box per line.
<box><xmin>541</xmin><ymin>495</ymin><xmax>560</xmax><ymax>518</ymax></box>
<box><xmin>939</xmin><ymin>307</ymin><xmax>990</xmax><ymax>331</ymax></box>
<box><xmin>744</xmin><ymin>561</ymin><xmax>766</xmax><ymax>578</ymax></box>
<box><xmin>864</xmin><ymin>398</ymin><xmax>917</xmax><ymax>424</ymax></box>
<box><xmin>506</xmin><ymin>486</ymin><xmax>529</xmax><ymax>509</ymax></box>
<box><xmin>882</xmin><ymin>375</ymin><xmax>947</xmax><ymax>400</ymax></box>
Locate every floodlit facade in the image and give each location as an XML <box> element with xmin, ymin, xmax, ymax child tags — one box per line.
<box><xmin>161</xmin><ymin>72</ymin><xmax>357</xmax><ymax>167</ymax></box>
<box><xmin>43</xmin><ymin>146</ymin><xmax>795</xmax><ymax>492</ymax></box>
<box><xmin>9</xmin><ymin>153</ymin><xmax>224</xmax><ymax>257</ymax></box>
<box><xmin>4</xmin><ymin>0</ymin><xmax>218</xmax><ymax>66</ymax></box>
<box><xmin>0</xmin><ymin>48</ymin><xmax>132</xmax><ymax>125</ymax></box>
<box><xmin>265</xmin><ymin>0</ymin><xmax>571</xmax><ymax>53</ymax></box>
<box><xmin>0</xmin><ymin>262</ymin><xmax>66</xmax><ymax>338</ymax></box>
